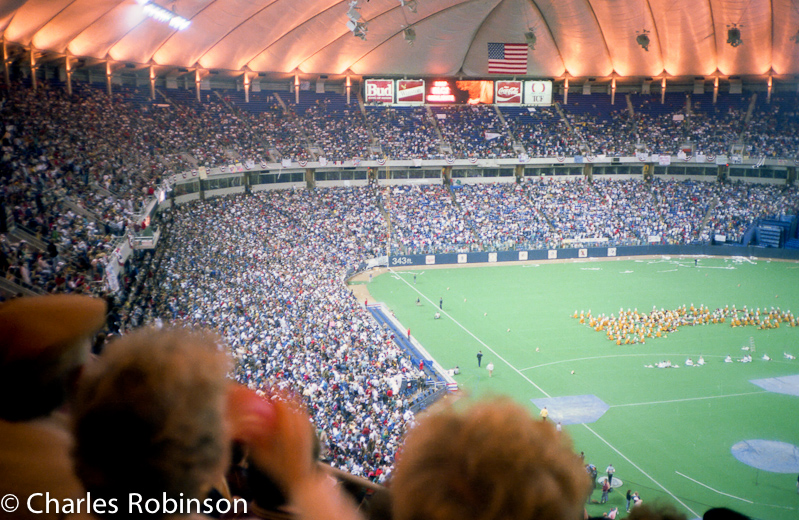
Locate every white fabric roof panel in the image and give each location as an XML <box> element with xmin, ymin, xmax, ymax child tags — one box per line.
<box><xmin>1</xmin><ymin>0</ymin><xmax>797</xmax><ymax>78</ymax></box>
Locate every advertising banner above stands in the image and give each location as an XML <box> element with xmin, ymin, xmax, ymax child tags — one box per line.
<box><xmin>396</xmin><ymin>79</ymin><xmax>425</xmax><ymax>105</ymax></box>
<box><xmin>495</xmin><ymin>80</ymin><xmax>523</xmax><ymax>104</ymax></box>
<box><xmin>524</xmin><ymin>80</ymin><xmax>553</xmax><ymax>105</ymax></box>
<box><xmin>361</xmin><ymin>78</ymin><xmax>557</xmax><ymax>107</ymax></box>
<box><xmin>364</xmin><ymin>79</ymin><xmax>394</xmax><ymax>104</ymax></box>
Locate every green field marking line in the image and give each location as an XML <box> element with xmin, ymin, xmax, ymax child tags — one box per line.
<box><xmin>609</xmin><ymin>391</ymin><xmax>769</xmax><ymax>408</ymax></box>
<box><xmin>386</xmin><ymin>267</ymin><xmax>552</xmax><ymax>398</ymax></box>
<box><xmin>386</xmin><ymin>266</ymin><xmax>701</xmax><ymax>519</ymax></box>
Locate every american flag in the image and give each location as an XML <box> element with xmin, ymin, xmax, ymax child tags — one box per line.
<box><xmin>487</xmin><ymin>43</ymin><xmax>528</xmax><ymax>74</ymax></box>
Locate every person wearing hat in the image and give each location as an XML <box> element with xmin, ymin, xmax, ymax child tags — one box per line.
<box><xmin>0</xmin><ymin>294</ymin><xmax>107</xmax><ymax>520</ymax></box>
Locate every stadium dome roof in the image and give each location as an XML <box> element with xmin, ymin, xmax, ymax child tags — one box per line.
<box><xmin>2</xmin><ymin>0</ymin><xmax>799</xmax><ymax>80</ymax></box>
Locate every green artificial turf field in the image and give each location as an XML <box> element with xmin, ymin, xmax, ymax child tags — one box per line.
<box><xmin>363</xmin><ymin>256</ymin><xmax>799</xmax><ymax>520</ymax></box>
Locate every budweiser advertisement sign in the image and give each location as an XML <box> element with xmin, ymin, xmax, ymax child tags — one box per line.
<box><xmin>396</xmin><ymin>79</ymin><xmax>425</xmax><ymax>105</ymax></box>
<box><xmin>364</xmin><ymin>79</ymin><xmax>394</xmax><ymax>104</ymax></box>
<box><xmin>495</xmin><ymin>81</ymin><xmax>523</xmax><ymax>104</ymax></box>
<box><xmin>524</xmin><ymin>80</ymin><xmax>553</xmax><ymax>106</ymax></box>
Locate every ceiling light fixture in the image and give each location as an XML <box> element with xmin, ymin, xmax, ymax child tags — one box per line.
<box><xmin>346</xmin><ymin>1</ymin><xmax>368</xmax><ymax>39</ymax></box>
<box><xmin>138</xmin><ymin>0</ymin><xmax>191</xmax><ymax>30</ymax></box>
<box><xmin>727</xmin><ymin>24</ymin><xmax>743</xmax><ymax>47</ymax></box>
<box><xmin>524</xmin><ymin>29</ymin><xmax>536</xmax><ymax>50</ymax></box>
<box><xmin>636</xmin><ymin>29</ymin><xmax>650</xmax><ymax>51</ymax></box>
<box><xmin>403</xmin><ymin>27</ymin><xmax>416</xmax><ymax>44</ymax></box>
<box><xmin>791</xmin><ymin>29</ymin><xmax>799</xmax><ymax>44</ymax></box>
<box><xmin>400</xmin><ymin>0</ymin><xmax>417</xmax><ymax>13</ymax></box>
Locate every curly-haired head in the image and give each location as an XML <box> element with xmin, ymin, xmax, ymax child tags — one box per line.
<box><xmin>72</xmin><ymin>327</ymin><xmax>231</xmax><ymax>517</ymax></box>
<box><xmin>390</xmin><ymin>397</ymin><xmax>589</xmax><ymax>520</ymax></box>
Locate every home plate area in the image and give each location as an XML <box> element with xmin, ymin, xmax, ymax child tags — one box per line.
<box><xmin>530</xmin><ymin>395</ymin><xmax>609</xmax><ymax>425</ymax></box>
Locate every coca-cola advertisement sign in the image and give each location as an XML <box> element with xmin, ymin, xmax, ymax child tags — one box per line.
<box><xmin>364</xmin><ymin>79</ymin><xmax>394</xmax><ymax>104</ymax></box>
<box><xmin>495</xmin><ymin>80</ymin><xmax>523</xmax><ymax>104</ymax></box>
<box><xmin>396</xmin><ymin>79</ymin><xmax>425</xmax><ymax>105</ymax></box>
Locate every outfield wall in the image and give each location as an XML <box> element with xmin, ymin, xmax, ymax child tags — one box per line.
<box><xmin>388</xmin><ymin>244</ymin><xmax>799</xmax><ymax>267</ymax></box>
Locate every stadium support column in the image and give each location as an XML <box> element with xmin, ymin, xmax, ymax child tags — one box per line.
<box><xmin>149</xmin><ymin>65</ymin><xmax>156</xmax><ymax>100</ymax></box>
<box><xmin>106</xmin><ymin>61</ymin><xmax>113</xmax><ymax>97</ymax></box>
<box><xmin>563</xmin><ymin>78</ymin><xmax>569</xmax><ymax>105</ymax></box>
<box><xmin>786</xmin><ymin>167</ymin><xmax>796</xmax><ymax>186</ymax></box>
<box><xmin>717</xmin><ymin>164</ymin><xmax>728</xmax><ymax>182</ymax></box>
<box><xmin>514</xmin><ymin>164</ymin><xmax>525</xmax><ymax>183</ymax></box>
<box><xmin>661</xmin><ymin>77</ymin><xmax>666</xmax><ymax>105</ymax></box>
<box><xmin>442</xmin><ymin>166</ymin><xmax>452</xmax><ymax>185</ymax></box>
<box><xmin>642</xmin><ymin>163</ymin><xmax>652</xmax><ymax>183</ymax></box>
<box><xmin>65</xmin><ymin>56</ymin><xmax>72</xmax><ymax>96</ymax></box>
<box><xmin>30</xmin><ymin>48</ymin><xmax>37</xmax><ymax>92</ymax></box>
<box><xmin>610</xmin><ymin>77</ymin><xmax>616</xmax><ymax>105</ymax></box>
<box><xmin>767</xmin><ymin>75</ymin><xmax>773</xmax><ymax>104</ymax></box>
<box><xmin>195</xmin><ymin>69</ymin><xmax>202</xmax><ymax>103</ymax></box>
<box><xmin>2</xmin><ymin>40</ymin><xmax>8</xmax><ymax>85</ymax></box>
<box><xmin>243</xmin><ymin>72</ymin><xmax>250</xmax><ymax>103</ymax></box>
<box><xmin>305</xmin><ymin>169</ymin><xmax>315</xmax><ymax>190</ymax></box>
<box><xmin>584</xmin><ymin>163</ymin><xmax>593</xmax><ymax>182</ymax></box>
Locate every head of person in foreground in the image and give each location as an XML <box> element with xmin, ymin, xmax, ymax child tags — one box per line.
<box><xmin>390</xmin><ymin>397</ymin><xmax>590</xmax><ymax>520</ymax></box>
<box><xmin>72</xmin><ymin>327</ymin><xmax>231</xmax><ymax>516</ymax></box>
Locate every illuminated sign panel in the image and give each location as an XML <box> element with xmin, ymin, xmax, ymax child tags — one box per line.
<box><xmin>425</xmin><ymin>80</ymin><xmax>494</xmax><ymax>104</ymax></box>
<box><xmin>495</xmin><ymin>80</ymin><xmax>523</xmax><ymax>104</ymax></box>
<box><xmin>396</xmin><ymin>79</ymin><xmax>425</xmax><ymax>105</ymax></box>
<box><xmin>523</xmin><ymin>80</ymin><xmax>553</xmax><ymax>106</ymax></box>
<box><xmin>364</xmin><ymin>79</ymin><xmax>394</xmax><ymax>103</ymax></box>
<box><xmin>427</xmin><ymin>80</ymin><xmax>456</xmax><ymax>103</ymax></box>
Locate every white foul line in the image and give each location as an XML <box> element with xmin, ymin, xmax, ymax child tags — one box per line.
<box><xmin>522</xmin><ymin>353</ymin><xmax>698</xmax><ymax>371</ymax></box>
<box><xmin>583</xmin><ymin>423</ymin><xmax>700</xmax><ymax>518</ymax></box>
<box><xmin>387</xmin><ymin>267</ymin><xmax>700</xmax><ymax>518</ymax></box>
<box><xmin>387</xmin><ymin>268</ymin><xmax>551</xmax><ymax>398</ymax></box>
<box><xmin>675</xmin><ymin>471</ymin><xmax>752</xmax><ymax>503</ymax></box>
<box><xmin>609</xmin><ymin>391</ymin><xmax>769</xmax><ymax>408</ymax></box>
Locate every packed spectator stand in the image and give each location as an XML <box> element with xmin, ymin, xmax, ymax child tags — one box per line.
<box><xmin>2</xmin><ymin>77</ymin><xmax>799</xmax><ymax>485</ymax></box>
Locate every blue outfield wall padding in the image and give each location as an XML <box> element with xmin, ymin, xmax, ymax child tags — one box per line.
<box><xmin>731</xmin><ymin>440</ymin><xmax>799</xmax><ymax>473</ymax></box>
<box><xmin>388</xmin><ymin>244</ymin><xmax>799</xmax><ymax>268</ymax></box>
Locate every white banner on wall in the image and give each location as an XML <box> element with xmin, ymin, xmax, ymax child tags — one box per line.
<box><xmin>523</xmin><ymin>81</ymin><xmax>553</xmax><ymax>106</ymax></box>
